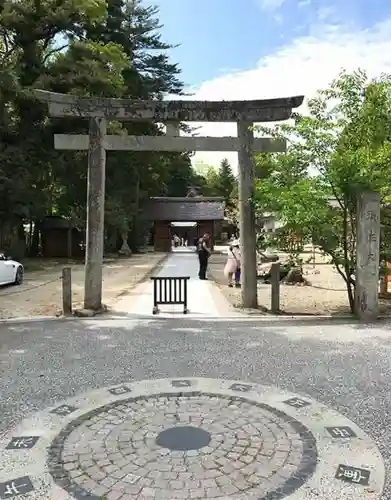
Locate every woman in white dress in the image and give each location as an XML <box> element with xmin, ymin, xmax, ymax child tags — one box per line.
<box><xmin>223</xmin><ymin>240</ymin><xmax>241</xmax><ymax>287</ymax></box>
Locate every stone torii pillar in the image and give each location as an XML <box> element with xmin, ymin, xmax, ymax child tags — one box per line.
<box><xmin>34</xmin><ymin>90</ymin><xmax>303</xmax><ymax>311</ymax></box>
<box><xmin>237</xmin><ymin>119</ymin><xmax>258</xmax><ymax>309</ymax></box>
<box><xmin>85</xmin><ymin>116</ymin><xmax>106</xmax><ymax>310</ymax></box>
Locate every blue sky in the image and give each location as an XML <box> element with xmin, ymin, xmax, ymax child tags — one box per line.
<box><xmin>145</xmin><ymin>0</ymin><xmax>391</xmax><ymax>170</ymax></box>
<box><xmin>147</xmin><ymin>0</ymin><xmax>390</xmax><ymax>88</ymax></box>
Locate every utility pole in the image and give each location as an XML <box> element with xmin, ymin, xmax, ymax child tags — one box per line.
<box><xmin>84</xmin><ymin>117</ymin><xmax>107</xmax><ymax>310</ymax></box>
<box><xmin>237</xmin><ymin>120</ymin><xmax>258</xmax><ymax>309</ymax></box>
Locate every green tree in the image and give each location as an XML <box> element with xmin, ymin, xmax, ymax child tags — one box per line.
<box><xmin>204</xmin><ymin>166</ymin><xmax>219</xmax><ymax>193</ymax></box>
<box><xmin>216</xmin><ymin>158</ymin><xmax>236</xmax><ymax>207</ymax></box>
<box><xmin>0</xmin><ymin>0</ymin><xmax>197</xmax><ymax>256</ymax></box>
<box><xmin>193</xmin><ymin>160</ymin><xmax>215</xmax><ymax>177</ymax></box>
<box><xmin>254</xmin><ymin>69</ymin><xmax>391</xmax><ymax>313</ymax></box>
<box><xmin>83</xmin><ymin>0</ymin><xmax>193</xmax><ymax>250</ymax></box>
<box><xmin>0</xmin><ymin>0</ymin><xmax>109</xmax><ymax>254</ymax></box>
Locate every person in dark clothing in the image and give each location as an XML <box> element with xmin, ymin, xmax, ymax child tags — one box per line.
<box><xmin>198</xmin><ymin>233</ymin><xmax>211</xmax><ymax>280</ymax></box>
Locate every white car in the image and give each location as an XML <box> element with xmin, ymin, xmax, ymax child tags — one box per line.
<box><xmin>0</xmin><ymin>254</ymin><xmax>24</xmax><ymax>286</ymax></box>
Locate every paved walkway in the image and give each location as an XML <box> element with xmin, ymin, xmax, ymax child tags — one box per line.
<box><xmin>114</xmin><ymin>248</ymin><xmax>237</xmax><ymax>317</ymax></box>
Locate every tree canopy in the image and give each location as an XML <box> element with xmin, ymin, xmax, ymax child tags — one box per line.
<box><xmin>253</xmin><ymin>69</ymin><xmax>391</xmax><ymax>312</ymax></box>
<box><xmin>0</xmin><ymin>0</ymin><xmax>206</xmax><ymax>256</ymax></box>
<box><xmin>192</xmin><ymin>158</ymin><xmax>238</xmax><ymax>221</ymax></box>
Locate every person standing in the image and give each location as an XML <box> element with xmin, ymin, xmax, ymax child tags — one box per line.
<box><xmin>198</xmin><ymin>233</ymin><xmax>211</xmax><ymax>280</ymax></box>
<box><xmin>223</xmin><ymin>239</ymin><xmax>241</xmax><ymax>287</ymax></box>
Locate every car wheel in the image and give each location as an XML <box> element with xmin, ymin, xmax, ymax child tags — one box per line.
<box><xmin>14</xmin><ymin>266</ymin><xmax>24</xmax><ymax>285</ymax></box>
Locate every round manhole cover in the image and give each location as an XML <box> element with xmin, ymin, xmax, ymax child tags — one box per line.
<box><xmin>0</xmin><ymin>378</ymin><xmax>384</xmax><ymax>499</ymax></box>
<box><xmin>48</xmin><ymin>393</ymin><xmax>317</xmax><ymax>499</ymax></box>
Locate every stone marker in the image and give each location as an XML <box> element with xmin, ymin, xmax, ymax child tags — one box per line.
<box><xmin>271</xmin><ymin>261</ymin><xmax>280</xmax><ymax>312</ymax></box>
<box><xmin>355</xmin><ymin>191</ymin><xmax>381</xmax><ymax>320</ymax></box>
<box><xmin>61</xmin><ymin>267</ymin><xmax>72</xmax><ymax>315</ymax></box>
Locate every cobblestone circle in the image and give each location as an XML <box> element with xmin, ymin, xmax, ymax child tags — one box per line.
<box><xmin>48</xmin><ymin>393</ymin><xmax>317</xmax><ymax>499</ymax></box>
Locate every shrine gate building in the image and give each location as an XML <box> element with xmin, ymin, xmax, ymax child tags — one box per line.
<box><xmin>143</xmin><ymin>195</ymin><xmax>225</xmax><ymax>252</ymax></box>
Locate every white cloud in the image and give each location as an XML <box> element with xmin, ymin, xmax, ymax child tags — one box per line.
<box><xmin>273</xmin><ymin>13</ymin><xmax>283</xmax><ymax>24</ymax></box>
<box><xmin>185</xmin><ymin>18</ymin><xmax>391</xmax><ymax>173</ymax></box>
<box><xmin>316</xmin><ymin>6</ymin><xmax>337</xmax><ymax>23</ymax></box>
<box><xmin>298</xmin><ymin>0</ymin><xmax>312</xmax><ymax>7</ymax></box>
<box><xmin>256</xmin><ymin>0</ymin><xmax>286</xmax><ymax>12</ymax></box>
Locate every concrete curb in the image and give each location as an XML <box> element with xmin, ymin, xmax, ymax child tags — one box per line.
<box><xmin>0</xmin><ymin>315</ymin><xmax>70</xmax><ymax>325</ymax></box>
<box><xmin>2</xmin><ymin>311</ymin><xmax>391</xmax><ymax>326</ymax></box>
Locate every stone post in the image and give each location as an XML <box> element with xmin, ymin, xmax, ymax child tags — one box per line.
<box><xmin>271</xmin><ymin>262</ymin><xmax>280</xmax><ymax>313</ymax></box>
<box><xmin>237</xmin><ymin>120</ymin><xmax>258</xmax><ymax>309</ymax></box>
<box><xmin>355</xmin><ymin>191</ymin><xmax>381</xmax><ymax>320</ymax></box>
<box><xmin>62</xmin><ymin>267</ymin><xmax>72</xmax><ymax>315</ymax></box>
<box><xmin>84</xmin><ymin>117</ymin><xmax>107</xmax><ymax>310</ymax></box>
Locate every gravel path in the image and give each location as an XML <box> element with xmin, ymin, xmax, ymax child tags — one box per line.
<box><xmin>0</xmin><ymin>317</ymin><xmax>390</xmax><ymax>497</ymax></box>
<box><xmin>0</xmin><ymin>252</ymin><xmax>166</xmax><ymax>319</ymax></box>
<box><xmin>208</xmin><ymin>253</ymin><xmax>391</xmax><ymax>316</ymax></box>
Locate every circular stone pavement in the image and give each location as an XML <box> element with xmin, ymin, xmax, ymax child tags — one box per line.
<box><xmin>0</xmin><ymin>378</ymin><xmax>385</xmax><ymax>500</ymax></box>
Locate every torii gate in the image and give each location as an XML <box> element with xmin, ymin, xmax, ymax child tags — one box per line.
<box><xmin>34</xmin><ymin>90</ymin><xmax>304</xmax><ymax>311</ymax></box>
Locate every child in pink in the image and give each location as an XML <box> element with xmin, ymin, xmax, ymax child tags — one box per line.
<box><xmin>223</xmin><ymin>240</ymin><xmax>241</xmax><ymax>287</ymax></box>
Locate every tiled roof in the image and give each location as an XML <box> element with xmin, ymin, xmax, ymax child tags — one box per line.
<box><xmin>142</xmin><ymin>197</ymin><xmax>225</xmax><ymax>221</ymax></box>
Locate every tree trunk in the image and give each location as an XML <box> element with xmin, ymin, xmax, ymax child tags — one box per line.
<box><xmin>342</xmin><ymin>206</ymin><xmax>355</xmax><ymax>313</ymax></box>
<box><xmin>0</xmin><ymin>222</ymin><xmax>5</xmax><ymax>250</ymax></box>
<box><xmin>347</xmin><ymin>280</ymin><xmax>355</xmax><ymax>313</ymax></box>
<box><xmin>28</xmin><ymin>218</ymin><xmax>33</xmax><ymax>254</ymax></box>
<box><xmin>30</xmin><ymin>219</ymin><xmax>42</xmax><ymax>256</ymax></box>
<box><xmin>131</xmin><ymin>174</ymin><xmax>141</xmax><ymax>253</ymax></box>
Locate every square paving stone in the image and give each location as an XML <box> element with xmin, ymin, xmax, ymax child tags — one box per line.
<box><xmin>108</xmin><ymin>386</ymin><xmax>132</xmax><ymax>395</ymax></box>
<box><xmin>229</xmin><ymin>383</ymin><xmax>253</xmax><ymax>392</ymax></box>
<box><xmin>0</xmin><ymin>476</ymin><xmax>34</xmax><ymax>497</ymax></box>
<box><xmin>171</xmin><ymin>380</ymin><xmax>192</xmax><ymax>387</ymax></box>
<box><xmin>326</xmin><ymin>426</ymin><xmax>357</xmax><ymax>438</ymax></box>
<box><xmin>6</xmin><ymin>436</ymin><xmax>40</xmax><ymax>450</ymax></box>
<box><xmin>283</xmin><ymin>398</ymin><xmax>311</xmax><ymax>408</ymax></box>
<box><xmin>335</xmin><ymin>464</ymin><xmax>370</xmax><ymax>485</ymax></box>
<box><xmin>51</xmin><ymin>405</ymin><xmax>77</xmax><ymax>416</ymax></box>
